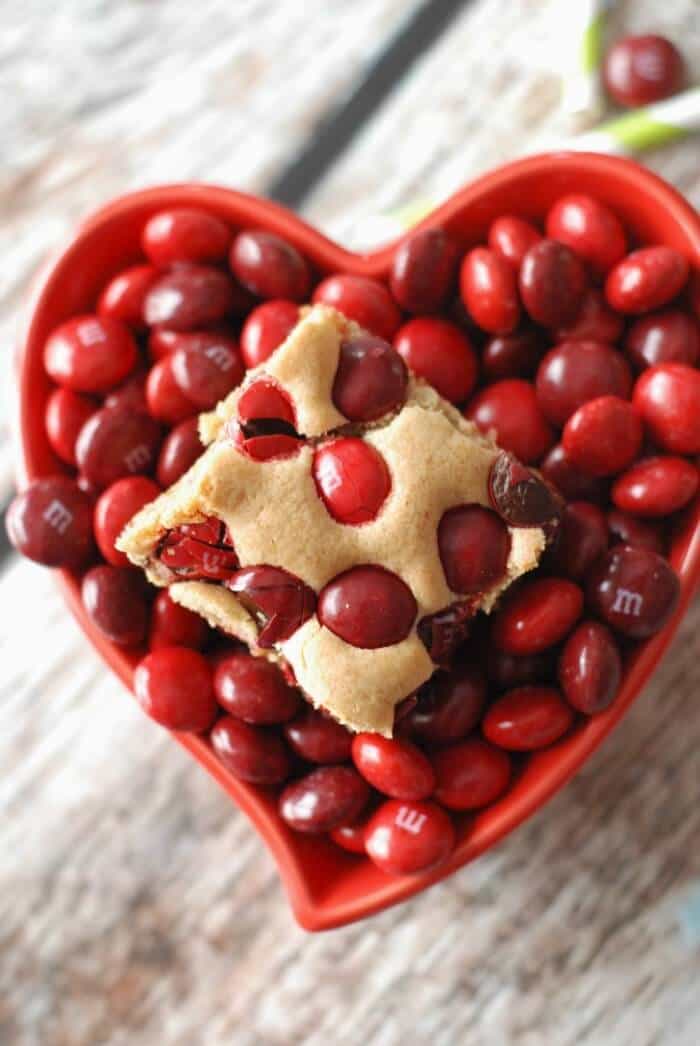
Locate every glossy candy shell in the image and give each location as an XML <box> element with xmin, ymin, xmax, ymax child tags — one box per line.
<box><xmin>14</xmin><ymin>155</ymin><xmax>700</xmax><ymax>931</ymax></box>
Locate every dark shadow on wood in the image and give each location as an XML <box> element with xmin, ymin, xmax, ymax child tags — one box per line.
<box><xmin>266</xmin><ymin>0</ymin><xmax>468</xmax><ymax>207</ymax></box>
<box><xmin>2</xmin><ymin>0</ymin><xmax>469</xmax><ymax>568</ymax></box>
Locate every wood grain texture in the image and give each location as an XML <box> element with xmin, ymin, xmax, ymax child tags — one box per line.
<box><xmin>2</xmin><ymin>1</ymin><xmax>700</xmax><ymax>1044</ymax></box>
<box><xmin>2</xmin><ymin>559</ymin><xmax>699</xmax><ymax>1046</ymax></box>
<box><xmin>0</xmin><ymin>0</ymin><xmax>422</xmax><ymax>500</ymax></box>
<box><xmin>304</xmin><ymin>0</ymin><xmax>700</xmax><ymax>245</ymax></box>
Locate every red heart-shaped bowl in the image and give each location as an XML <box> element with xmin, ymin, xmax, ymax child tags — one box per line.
<box><xmin>14</xmin><ymin>153</ymin><xmax>700</xmax><ymax>930</ymax></box>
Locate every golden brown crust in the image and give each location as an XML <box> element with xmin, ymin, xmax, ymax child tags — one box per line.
<box><xmin>282</xmin><ymin>621</ymin><xmax>434</xmax><ymax>737</ymax></box>
<box><xmin>200</xmin><ymin>304</ymin><xmax>349</xmax><ymax>443</ymax></box>
<box><xmin>118</xmin><ymin>305</ymin><xmax>549</xmax><ymax>734</ymax></box>
<box><xmin>169</xmin><ymin>582</ymin><xmax>259</xmax><ymax>647</ymax></box>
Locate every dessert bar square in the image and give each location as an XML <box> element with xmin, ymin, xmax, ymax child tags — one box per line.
<box><xmin>119</xmin><ymin>305</ymin><xmax>557</xmax><ymax>734</ymax></box>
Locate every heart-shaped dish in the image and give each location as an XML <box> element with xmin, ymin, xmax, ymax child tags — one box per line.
<box><xmin>15</xmin><ymin>153</ymin><xmax>700</xmax><ymax>930</ymax></box>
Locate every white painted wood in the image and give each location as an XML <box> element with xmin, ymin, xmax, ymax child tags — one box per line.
<box><xmin>303</xmin><ymin>0</ymin><xmax>700</xmax><ymax>244</ymax></box>
<box><xmin>0</xmin><ymin>0</ymin><xmax>422</xmax><ymax>501</ymax></box>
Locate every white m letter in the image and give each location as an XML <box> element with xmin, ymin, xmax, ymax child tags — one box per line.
<box><xmin>611</xmin><ymin>587</ymin><xmax>643</xmax><ymax>617</ymax></box>
<box><xmin>395</xmin><ymin>806</ymin><xmax>427</xmax><ymax>835</ymax></box>
<box><xmin>124</xmin><ymin>445</ymin><xmax>151</xmax><ymax>472</ymax></box>
<box><xmin>43</xmin><ymin>499</ymin><xmax>73</xmax><ymax>534</ymax></box>
<box><xmin>205</xmin><ymin>344</ymin><xmax>234</xmax><ymax>371</ymax></box>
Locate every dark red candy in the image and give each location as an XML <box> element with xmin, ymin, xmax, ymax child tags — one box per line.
<box><xmin>318</xmin><ymin>566</ymin><xmax>416</xmax><ymax>649</ymax></box>
<box><xmin>393</xmin><ymin>694</ymin><xmax>425</xmax><ymax>727</ymax></box>
<box><xmin>284</xmin><ymin>706</ymin><xmax>353</xmax><ymax>763</ymax></box>
<box><xmin>135</xmin><ymin>647</ymin><xmax>218</xmax><ymax>732</ymax></box>
<box><xmin>230</xmin><ymin>230</ymin><xmax>310</xmax><ymax>302</ymax></box>
<box><xmin>81</xmin><ymin>565</ymin><xmax>149</xmax><ymax>646</ymax></box>
<box><xmin>491</xmin><ymin>577</ymin><xmax>583</xmax><ymax>655</ymax></box>
<box><xmin>633</xmin><ymin>363</ymin><xmax>700</xmax><ymax>455</ymax></box>
<box><xmin>546</xmin><ymin>194</ymin><xmax>626</xmax><ymax>276</ymax></box>
<box><xmin>390</xmin><ymin>227</ymin><xmax>460</xmax><ymax>313</ymax></box>
<box><xmin>44</xmin><ymin>314</ymin><xmax>138</xmax><ymax>394</ymax></box>
<box><xmin>612</xmin><ymin>456</ymin><xmax>698</xmax><ymax>517</ymax></box>
<box><xmin>625</xmin><ymin>309</ymin><xmax>700</xmax><ymax>371</ymax></box>
<box><xmin>312</xmin><ymin>274</ymin><xmax>402</xmax><ymax>341</ymax></box>
<box><xmin>394</xmin><ymin>317</ymin><xmax>478</xmax><ymax>403</ymax></box>
<box><xmin>231</xmin><ymin>424</ymin><xmax>301</xmax><ymax>463</ymax></box>
<box><xmin>150</xmin><ymin>590</ymin><xmax>209</xmax><ymax>651</ymax></box>
<box><xmin>688</xmin><ymin>269</ymin><xmax>700</xmax><ymax>320</ymax></box>
<box><xmin>465</xmin><ymin>379</ymin><xmax>554</xmax><ymax>465</ymax></box>
<box><xmin>558</xmin><ymin>620</ymin><xmax>622</xmax><ymax>715</ymax></box>
<box><xmin>563</xmin><ymin>396</ymin><xmax>643</xmax><ymax>477</ymax></box>
<box><xmin>554</xmin><ymin>287</ymin><xmax>624</xmax><ymax>344</ymax></box>
<box><xmin>98</xmin><ymin>265</ymin><xmax>158</xmax><ymax>329</ymax></box>
<box><xmin>142</xmin><ymin>207</ymin><xmax>231</xmax><ymax>266</ymax></box>
<box><xmin>76</xmin><ymin>406</ymin><xmax>162</xmax><ymax>489</ymax></box>
<box><xmin>156</xmin><ymin>417</ymin><xmax>204</xmax><ymax>487</ymax></box>
<box><xmin>364</xmin><ymin>799</ymin><xmax>455</xmax><ymax>875</ymax></box>
<box><xmin>240</xmin><ymin>300</ymin><xmax>299</xmax><ymax>368</ymax></box>
<box><xmin>351</xmin><ymin>734</ymin><xmax>435</xmax><ymax>800</ymax></box>
<box><xmin>488</xmin><ymin>452</ymin><xmax>562</xmax><ymax>527</ymax></box>
<box><xmin>226</xmin><ymin>565</ymin><xmax>316</xmax><ymax>646</ymax></box>
<box><xmin>605</xmin><ymin>248</ymin><xmax>689</xmax><ymax>315</ymax></box>
<box><xmin>488</xmin><ymin>215</ymin><xmax>541</xmax><ymax>269</ymax></box>
<box><xmin>159</xmin><ymin>517</ymin><xmax>238</xmax><ymax>581</ymax></box>
<box><xmin>157</xmin><ymin>516</ymin><xmax>218</xmax><ymax>554</ymax></box>
<box><xmin>488</xmin><ymin>648</ymin><xmax>554</xmax><ymax>690</ymax></box>
<box><xmin>148</xmin><ymin>328</ymin><xmax>180</xmax><ymax>362</ymax></box>
<box><xmin>481</xmin><ymin>329</ymin><xmax>542</xmax><ymax>382</ymax></box>
<box><xmin>171</xmin><ymin>333</ymin><xmax>244</xmax><ymax>408</ymax></box>
<box><xmin>607</xmin><ymin>509</ymin><xmax>665</xmax><ymax>554</ymax></box>
<box><xmin>313</xmin><ymin>438</ymin><xmax>391</xmax><ymax>525</ymax></box>
<box><xmin>519</xmin><ymin>240</ymin><xmax>587</xmax><ymax>328</ymax></box>
<box><xmin>45</xmin><ymin>388</ymin><xmax>96</xmax><ymax>466</ymax></box>
<box><xmin>211</xmin><ymin>715</ymin><xmax>290</xmax><ymax>784</ymax></box>
<box><xmin>231</xmin><ymin>378</ymin><xmax>300</xmax><ymax>460</ymax></box>
<box><xmin>587</xmin><ymin>545</ymin><xmax>680</xmax><ymax>638</ymax></box>
<box><xmin>405</xmin><ymin>663</ymin><xmax>485</xmax><ymax>744</ymax></box>
<box><xmin>535</xmin><ymin>341</ymin><xmax>632</xmax><ymax>427</ymax></box>
<box><xmin>145</xmin><ymin>357</ymin><xmax>197</xmax><ymax>425</ymax></box>
<box><xmin>483</xmin><ymin>686</ymin><xmax>573</xmax><ymax>750</ymax></box>
<box><xmin>540</xmin><ymin>443</ymin><xmax>610</xmax><ymax>503</ymax></box>
<box><xmin>237</xmin><ymin>378</ymin><xmax>296</xmax><ymax>426</ymax></box>
<box><xmin>144</xmin><ymin>265</ymin><xmax>237</xmax><ymax>331</ymax></box>
<box><xmin>279</xmin><ymin>766</ymin><xmax>369</xmax><ymax>833</ymax></box>
<box><xmin>168</xmin><ymin>516</ymin><xmax>226</xmax><ymax>545</ymax></box>
<box><xmin>332</xmin><ymin>332</ymin><xmax>408</xmax><ymax>422</ymax></box>
<box><xmin>104</xmin><ymin>368</ymin><xmax>149</xmax><ymax>414</ymax></box>
<box><xmin>214</xmin><ymin>653</ymin><xmax>299</xmax><ymax>724</ymax></box>
<box><xmin>432</xmin><ymin>738</ymin><xmax>511</xmax><ymax>810</ymax></box>
<box><xmin>330</xmin><ymin>812</ymin><xmax>373</xmax><ymax>854</ymax></box>
<box><xmin>417</xmin><ymin>600</ymin><xmax>476</xmax><ymax>665</ymax></box>
<box><xmin>438</xmin><ymin>505</ymin><xmax>510</xmax><ymax>594</ymax></box>
<box><xmin>222</xmin><ymin>276</ymin><xmax>261</xmax><ymax>317</ymax></box>
<box><xmin>6</xmin><ymin>477</ymin><xmax>95</xmax><ymax>568</ymax></box>
<box><xmin>449</xmin><ymin>294</ymin><xmax>480</xmax><ymax>333</ymax></box>
<box><xmin>603</xmin><ymin>34</ymin><xmax>684</xmax><ymax>108</ymax></box>
<box><xmin>460</xmin><ymin>247</ymin><xmax>521</xmax><ymax>334</ymax></box>
<box><xmin>94</xmin><ymin>476</ymin><xmax>160</xmax><ymax>567</ymax></box>
<box><xmin>546</xmin><ymin>500</ymin><xmax>608</xmax><ymax>580</ymax></box>
<box><xmin>76</xmin><ymin>474</ymin><xmax>101</xmax><ymax>501</ymax></box>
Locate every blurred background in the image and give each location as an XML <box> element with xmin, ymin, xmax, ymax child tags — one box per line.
<box><xmin>2</xmin><ymin>2</ymin><xmax>700</xmax><ymax>1044</ymax></box>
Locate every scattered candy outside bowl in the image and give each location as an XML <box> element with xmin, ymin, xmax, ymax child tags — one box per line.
<box><xmin>13</xmin><ymin>152</ymin><xmax>700</xmax><ymax>930</ymax></box>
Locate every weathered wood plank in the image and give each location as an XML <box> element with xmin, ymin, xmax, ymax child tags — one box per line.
<box><xmin>2</xmin><ymin>556</ymin><xmax>698</xmax><ymax>1045</ymax></box>
<box><xmin>0</xmin><ymin>0</ymin><xmax>422</xmax><ymax>501</ymax></box>
<box><xmin>304</xmin><ymin>0</ymin><xmax>700</xmax><ymax>244</ymax></box>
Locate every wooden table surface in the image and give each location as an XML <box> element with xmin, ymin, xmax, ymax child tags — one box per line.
<box><xmin>2</xmin><ymin>2</ymin><xmax>700</xmax><ymax>1044</ymax></box>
